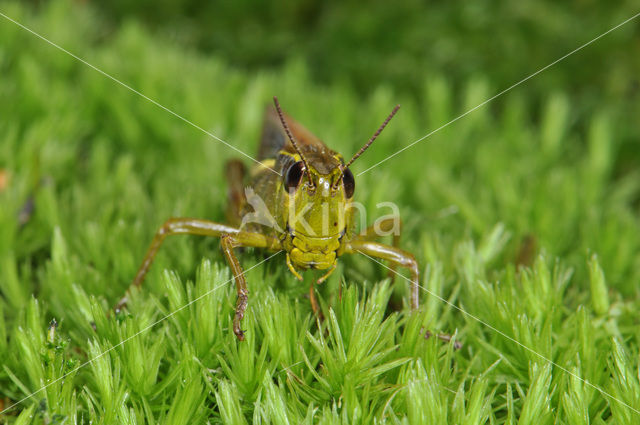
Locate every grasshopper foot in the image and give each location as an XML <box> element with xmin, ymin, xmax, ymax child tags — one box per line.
<box><xmin>423</xmin><ymin>329</ymin><xmax>462</xmax><ymax>350</ymax></box>
<box><xmin>234</xmin><ymin>331</ymin><xmax>245</xmax><ymax>341</ymax></box>
<box><xmin>233</xmin><ymin>290</ymin><xmax>248</xmax><ymax>341</ymax></box>
<box><xmin>114</xmin><ymin>295</ymin><xmax>129</xmax><ymax>313</ymax></box>
<box><xmin>233</xmin><ymin>324</ymin><xmax>245</xmax><ymax>341</ymax></box>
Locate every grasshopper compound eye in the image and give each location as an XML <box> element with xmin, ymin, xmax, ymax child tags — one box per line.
<box><xmin>342</xmin><ymin>167</ymin><xmax>355</xmax><ymax>198</ymax></box>
<box><xmin>285</xmin><ymin>161</ymin><xmax>305</xmax><ymax>192</ymax></box>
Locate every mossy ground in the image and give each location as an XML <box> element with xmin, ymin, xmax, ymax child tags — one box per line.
<box><xmin>1</xmin><ymin>1</ymin><xmax>640</xmax><ymax>423</ymax></box>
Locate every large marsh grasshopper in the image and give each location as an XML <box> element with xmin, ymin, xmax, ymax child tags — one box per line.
<box><xmin>119</xmin><ymin>97</ymin><xmax>419</xmax><ymax>340</ymax></box>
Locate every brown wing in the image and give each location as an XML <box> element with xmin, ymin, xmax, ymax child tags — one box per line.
<box><xmin>257</xmin><ymin>105</ymin><xmax>327</xmax><ymax>160</ymax></box>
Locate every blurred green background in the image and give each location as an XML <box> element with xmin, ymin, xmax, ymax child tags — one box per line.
<box><xmin>21</xmin><ymin>0</ymin><xmax>640</xmax><ymax>173</ymax></box>
<box><xmin>100</xmin><ymin>0</ymin><xmax>640</xmax><ymax>99</ymax></box>
<box><xmin>1</xmin><ymin>0</ymin><xmax>640</xmax><ymax>423</ymax></box>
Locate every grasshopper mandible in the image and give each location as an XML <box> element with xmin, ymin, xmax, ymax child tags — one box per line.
<box><xmin>119</xmin><ymin>97</ymin><xmax>419</xmax><ymax>340</ymax></box>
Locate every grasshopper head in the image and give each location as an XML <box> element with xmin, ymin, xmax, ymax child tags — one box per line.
<box><xmin>283</xmin><ymin>157</ymin><xmax>354</xmax><ymax>242</ymax></box>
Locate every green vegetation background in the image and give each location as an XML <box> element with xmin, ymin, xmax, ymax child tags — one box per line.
<box><xmin>1</xmin><ymin>0</ymin><xmax>640</xmax><ymax>423</ymax></box>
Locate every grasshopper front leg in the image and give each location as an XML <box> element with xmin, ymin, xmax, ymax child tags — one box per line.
<box><xmin>354</xmin><ymin>217</ymin><xmax>403</xmax><ymax>281</ymax></box>
<box><xmin>120</xmin><ymin>218</ymin><xmax>281</xmax><ymax>340</ymax></box>
<box><xmin>344</xmin><ymin>239</ymin><xmax>419</xmax><ymax>309</ymax></box>
<box><xmin>220</xmin><ymin>231</ymin><xmax>283</xmax><ymax>340</ymax></box>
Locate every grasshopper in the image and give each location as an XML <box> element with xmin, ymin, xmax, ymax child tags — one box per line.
<box><xmin>119</xmin><ymin>97</ymin><xmax>419</xmax><ymax>340</ymax></box>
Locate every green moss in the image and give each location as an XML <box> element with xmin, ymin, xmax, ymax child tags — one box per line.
<box><xmin>1</xmin><ymin>1</ymin><xmax>640</xmax><ymax>423</ymax></box>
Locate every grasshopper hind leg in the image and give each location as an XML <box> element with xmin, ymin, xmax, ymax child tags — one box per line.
<box><xmin>225</xmin><ymin>159</ymin><xmax>247</xmax><ymax>227</ymax></box>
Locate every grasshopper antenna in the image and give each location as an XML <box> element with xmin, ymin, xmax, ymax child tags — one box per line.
<box><xmin>344</xmin><ymin>104</ymin><xmax>400</xmax><ymax>169</ymax></box>
<box><xmin>273</xmin><ymin>96</ymin><xmax>314</xmax><ymax>187</ymax></box>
